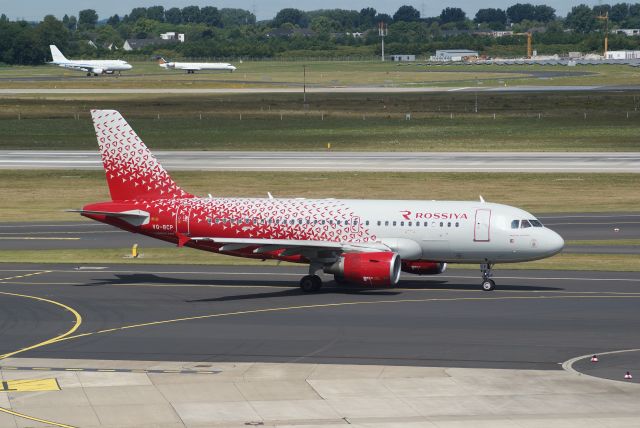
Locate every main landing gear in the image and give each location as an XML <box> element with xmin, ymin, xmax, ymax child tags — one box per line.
<box><xmin>480</xmin><ymin>263</ymin><xmax>495</xmax><ymax>291</ymax></box>
<box><xmin>299</xmin><ymin>263</ymin><xmax>323</xmax><ymax>293</ymax></box>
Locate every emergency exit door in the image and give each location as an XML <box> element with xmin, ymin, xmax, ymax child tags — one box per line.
<box><xmin>474</xmin><ymin>209</ymin><xmax>491</xmax><ymax>242</ymax></box>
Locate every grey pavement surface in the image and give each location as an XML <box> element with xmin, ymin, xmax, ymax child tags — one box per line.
<box><xmin>572</xmin><ymin>350</ymin><xmax>640</xmax><ymax>385</ymax></box>
<box><xmin>1</xmin><ymin>85</ymin><xmax>638</xmax><ymax>95</ymax></box>
<box><xmin>2</xmin><ymin>151</ymin><xmax>639</xmax><ymax>173</ymax></box>
<box><xmin>0</xmin><ymin>263</ymin><xmax>639</xmax><ymax>371</ymax></box>
<box><xmin>1</xmin><ymin>358</ymin><xmax>639</xmax><ymax>428</ymax></box>
<box><xmin>1</xmin><ymin>213</ymin><xmax>637</xmax><ymax>253</ymax></box>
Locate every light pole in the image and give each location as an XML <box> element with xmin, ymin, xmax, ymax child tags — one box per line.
<box><xmin>303</xmin><ymin>64</ymin><xmax>306</xmax><ymax>103</ymax></box>
<box><xmin>378</xmin><ymin>22</ymin><xmax>387</xmax><ymax>61</ymax></box>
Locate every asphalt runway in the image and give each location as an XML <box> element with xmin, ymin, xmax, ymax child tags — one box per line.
<box><xmin>0</xmin><ymin>85</ymin><xmax>635</xmax><ymax>95</ymax></box>
<box><xmin>0</xmin><ymin>262</ymin><xmax>638</xmax><ymax>382</ymax></box>
<box><xmin>0</xmin><ymin>213</ymin><xmax>637</xmax><ymax>253</ymax></box>
<box><xmin>2</xmin><ymin>151</ymin><xmax>639</xmax><ymax>173</ymax></box>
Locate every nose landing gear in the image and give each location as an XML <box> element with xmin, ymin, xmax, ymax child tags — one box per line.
<box><xmin>481</xmin><ymin>263</ymin><xmax>495</xmax><ymax>291</ymax></box>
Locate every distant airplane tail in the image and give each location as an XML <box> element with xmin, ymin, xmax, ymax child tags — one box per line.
<box><xmin>157</xmin><ymin>57</ymin><xmax>171</xmax><ymax>68</ymax></box>
<box><xmin>90</xmin><ymin>109</ymin><xmax>193</xmax><ymax>201</ymax></box>
<box><xmin>49</xmin><ymin>45</ymin><xmax>68</xmax><ymax>63</ymax></box>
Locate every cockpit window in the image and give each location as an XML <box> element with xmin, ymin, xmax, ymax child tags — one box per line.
<box><xmin>520</xmin><ymin>220</ymin><xmax>532</xmax><ymax>228</ymax></box>
<box><xmin>530</xmin><ymin>219</ymin><xmax>543</xmax><ymax>227</ymax></box>
<box><xmin>511</xmin><ymin>220</ymin><xmax>520</xmax><ymax>229</ymax></box>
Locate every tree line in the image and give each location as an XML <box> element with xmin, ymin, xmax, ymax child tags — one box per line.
<box><xmin>3</xmin><ymin>3</ymin><xmax>640</xmax><ymax>65</ymax></box>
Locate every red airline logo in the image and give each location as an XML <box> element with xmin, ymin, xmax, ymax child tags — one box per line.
<box><xmin>400</xmin><ymin>210</ymin><xmax>468</xmax><ymax>220</ymax></box>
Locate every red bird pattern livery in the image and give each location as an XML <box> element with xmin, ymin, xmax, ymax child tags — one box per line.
<box><xmin>75</xmin><ymin>110</ymin><xmax>564</xmax><ymax>292</ymax></box>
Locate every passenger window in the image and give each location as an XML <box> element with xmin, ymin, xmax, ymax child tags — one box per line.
<box><xmin>511</xmin><ymin>220</ymin><xmax>520</xmax><ymax>229</ymax></box>
<box><xmin>455</xmin><ymin>222</ymin><xmax>459</xmax><ymax>227</ymax></box>
<box><xmin>440</xmin><ymin>222</ymin><xmax>443</xmax><ymax>227</ymax></box>
<box><xmin>521</xmin><ymin>220</ymin><xmax>532</xmax><ymax>228</ymax></box>
<box><xmin>321</xmin><ymin>220</ymin><xmax>325</xmax><ymax>225</ymax></box>
<box><xmin>530</xmin><ymin>219</ymin><xmax>543</xmax><ymax>227</ymax></box>
<box><xmin>447</xmin><ymin>222</ymin><xmax>451</xmax><ymax>227</ymax></box>
<box><xmin>290</xmin><ymin>219</ymin><xmax>295</xmax><ymax>225</ymax></box>
<box><xmin>408</xmin><ymin>221</ymin><xmax>412</xmax><ymax>226</ymax></box>
<box><xmin>416</xmin><ymin>221</ymin><xmax>420</xmax><ymax>226</ymax></box>
<box><xmin>385</xmin><ymin>221</ymin><xmax>389</xmax><ymax>226</ymax></box>
<box><xmin>365</xmin><ymin>220</ymin><xmax>370</xmax><ymax>226</ymax></box>
<box><xmin>393</xmin><ymin>221</ymin><xmax>397</xmax><ymax>226</ymax></box>
<box><xmin>377</xmin><ymin>221</ymin><xmax>381</xmax><ymax>226</ymax></box>
<box><xmin>400</xmin><ymin>221</ymin><xmax>404</xmax><ymax>226</ymax></box>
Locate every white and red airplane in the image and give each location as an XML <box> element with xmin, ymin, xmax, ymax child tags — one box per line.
<box><xmin>73</xmin><ymin>110</ymin><xmax>564</xmax><ymax>292</ymax></box>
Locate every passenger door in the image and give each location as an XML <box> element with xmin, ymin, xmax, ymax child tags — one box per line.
<box><xmin>474</xmin><ymin>209</ymin><xmax>491</xmax><ymax>242</ymax></box>
<box><xmin>176</xmin><ymin>206</ymin><xmax>191</xmax><ymax>236</ymax></box>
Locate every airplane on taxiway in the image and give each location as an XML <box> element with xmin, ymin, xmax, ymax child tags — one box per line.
<box><xmin>158</xmin><ymin>57</ymin><xmax>236</xmax><ymax>73</ymax></box>
<box><xmin>71</xmin><ymin>110</ymin><xmax>564</xmax><ymax>292</ymax></box>
<box><xmin>49</xmin><ymin>45</ymin><xmax>132</xmax><ymax>76</ymax></box>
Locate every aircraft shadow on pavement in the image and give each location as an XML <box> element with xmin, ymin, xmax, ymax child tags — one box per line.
<box><xmin>399</xmin><ymin>281</ymin><xmax>562</xmax><ymax>292</ymax></box>
<box><xmin>79</xmin><ymin>274</ymin><xmax>562</xmax><ymax>293</ymax></box>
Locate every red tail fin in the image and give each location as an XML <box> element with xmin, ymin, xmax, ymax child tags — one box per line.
<box><xmin>91</xmin><ymin>109</ymin><xmax>193</xmax><ymax>201</ymax></box>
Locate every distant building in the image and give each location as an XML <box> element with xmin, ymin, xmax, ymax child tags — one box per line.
<box><xmin>390</xmin><ymin>54</ymin><xmax>415</xmax><ymax>62</ymax></box>
<box><xmin>615</xmin><ymin>29</ymin><xmax>640</xmax><ymax>36</ymax></box>
<box><xmin>430</xmin><ymin>49</ymin><xmax>479</xmax><ymax>62</ymax></box>
<box><xmin>160</xmin><ymin>32</ymin><xmax>185</xmax><ymax>42</ymax></box>
<box><xmin>123</xmin><ymin>38</ymin><xmax>174</xmax><ymax>51</ymax></box>
<box><xmin>474</xmin><ymin>31</ymin><xmax>513</xmax><ymax>38</ymax></box>
<box><xmin>606</xmin><ymin>50</ymin><xmax>640</xmax><ymax>60</ymax></box>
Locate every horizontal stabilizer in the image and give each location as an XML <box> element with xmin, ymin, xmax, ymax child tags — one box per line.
<box><xmin>67</xmin><ymin>209</ymin><xmax>150</xmax><ymax>226</ymax></box>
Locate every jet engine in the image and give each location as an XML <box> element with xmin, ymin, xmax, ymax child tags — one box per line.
<box><xmin>92</xmin><ymin>68</ymin><xmax>104</xmax><ymax>74</ymax></box>
<box><xmin>324</xmin><ymin>252</ymin><xmax>401</xmax><ymax>287</ymax></box>
<box><xmin>401</xmin><ymin>260</ymin><xmax>447</xmax><ymax>275</ymax></box>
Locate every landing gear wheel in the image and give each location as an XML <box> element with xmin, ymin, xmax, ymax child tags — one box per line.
<box><xmin>481</xmin><ymin>279</ymin><xmax>495</xmax><ymax>292</ymax></box>
<box><xmin>300</xmin><ymin>275</ymin><xmax>322</xmax><ymax>292</ymax></box>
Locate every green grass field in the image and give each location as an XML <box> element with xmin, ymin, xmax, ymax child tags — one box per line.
<box><xmin>1</xmin><ymin>61</ymin><xmax>640</xmax><ymax>89</ymax></box>
<box><xmin>1</xmin><ymin>92</ymin><xmax>639</xmax><ymax>151</ymax></box>
<box><xmin>0</xmin><ymin>170</ymin><xmax>637</xmax><ymax>222</ymax></box>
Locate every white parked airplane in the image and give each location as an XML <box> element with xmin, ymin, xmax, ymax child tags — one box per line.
<box><xmin>75</xmin><ymin>110</ymin><xmax>564</xmax><ymax>292</ymax></box>
<box><xmin>49</xmin><ymin>45</ymin><xmax>132</xmax><ymax>76</ymax></box>
<box><xmin>158</xmin><ymin>57</ymin><xmax>236</xmax><ymax>73</ymax></box>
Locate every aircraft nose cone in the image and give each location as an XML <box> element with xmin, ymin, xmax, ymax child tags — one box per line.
<box><xmin>545</xmin><ymin>230</ymin><xmax>564</xmax><ymax>256</ymax></box>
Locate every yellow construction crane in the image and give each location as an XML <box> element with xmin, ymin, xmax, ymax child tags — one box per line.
<box><xmin>514</xmin><ymin>32</ymin><xmax>533</xmax><ymax>58</ymax></box>
<box><xmin>596</xmin><ymin>13</ymin><xmax>609</xmax><ymax>57</ymax></box>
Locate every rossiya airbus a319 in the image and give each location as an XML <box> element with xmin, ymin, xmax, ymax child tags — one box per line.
<box><xmin>71</xmin><ymin>110</ymin><xmax>564</xmax><ymax>292</ymax></box>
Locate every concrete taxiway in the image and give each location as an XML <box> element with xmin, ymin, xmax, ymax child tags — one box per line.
<box><xmin>1</xmin><ymin>151</ymin><xmax>639</xmax><ymax>173</ymax></box>
<box><xmin>1</xmin><ymin>263</ymin><xmax>639</xmax><ymax>427</ymax></box>
<box><xmin>1</xmin><ymin>213</ymin><xmax>638</xmax><ymax>253</ymax></box>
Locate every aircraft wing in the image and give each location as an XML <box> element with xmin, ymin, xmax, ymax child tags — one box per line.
<box><xmin>189</xmin><ymin>236</ymin><xmax>388</xmax><ymax>255</ymax></box>
<box><xmin>181</xmin><ymin>66</ymin><xmax>202</xmax><ymax>71</ymax></box>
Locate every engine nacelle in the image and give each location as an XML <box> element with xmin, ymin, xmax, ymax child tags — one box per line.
<box><xmin>324</xmin><ymin>252</ymin><xmax>401</xmax><ymax>287</ymax></box>
<box><xmin>401</xmin><ymin>260</ymin><xmax>447</xmax><ymax>275</ymax></box>
<box><xmin>92</xmin><ymin>68</ymin><xmax>104</xmax><ymax>74</ymax></box>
